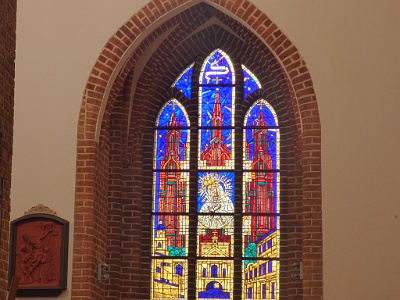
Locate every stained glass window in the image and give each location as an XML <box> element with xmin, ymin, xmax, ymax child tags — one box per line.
<box><xmin>151</xmin><ymin>99</ymin><xmax>190</xmax><ymax>299</ymax></box>
<box><xmin>242</xmin><ymin>99</ymin><xmax>280</xmax><ymax>300</ymax></box>
<box><xmin>242</xmin><ymin>65</ymin><xmax>261</xmax><ymax>99</ymax></box>
<box><xmin>151</xmin><ymin>49</ymin><xmax>280</xmax><ymax>300</ymax></box>
<box><xmin>173</xmin><ymin>63</ymin><xmax>194</xmax><ymax>100</ymax></box>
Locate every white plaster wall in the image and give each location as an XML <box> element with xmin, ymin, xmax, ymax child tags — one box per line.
<box><xmin>259</xmin><ymin>1</ymin><xmax>400</xmax><ymax>299</ymax></box>
<box><xmin>13</xmin><ymin>1</ymin><xmax>148</xmax><ymax>299</ymax></box>
<box><xmin>13</xmin><ymin>0</ymin><xmax>400</xmax><ymax>299</ymax></box>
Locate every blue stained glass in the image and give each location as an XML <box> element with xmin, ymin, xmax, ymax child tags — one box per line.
<box><xmin>172</xmin><ymin>63</ymin><xmax>194</xmax><ymax>100</ymax></box>
<box><xmin>200</xmin><ymin>49</ymin><xmax>234</xmax><ymax>85</ymax></box>
<box><xmin>154</xmin><ymin>129</ymin><xmax>190</xmax><ymax>169</ymax></box>
<box><xmin>199</xmin><ymin>87</ymin><xmax>234</xmax><ymax>127</ymax></box>
<box><xmin>176</xmin><ymin>265</ymin><xmax>183</xmax><ymax>275</ymax></box>
<box><xmin>244</xmin><ymin>129</ymin><xmax>279</xmax><ymax>170</ymax></box>
<box><xmin>197</xmin><ymin>172</ymin><xmax>235</xmax><ymax>214</ymax></box>
<box><xmin>211</xmin><ymin>265</ymin><xmax>218</xmax><ymax>277</ymax></box>
<box><xmin>198</xmin><ymin>281</ymin><xmax>230</xmax><ymax>298</ymax></box>
<box><xmin>244</xmin><ymin>99</ymin><xmax>278</xmax><ymax>127</ymax></box>
<box><xmin>242</xmin><ymin>65</ymin><xmax>261</xmax><ymax>99</ymax></box>
<box><xmin>156</xmin><ymin>99</ymin><xmax>189</xmax><ymax>127</ymax></box>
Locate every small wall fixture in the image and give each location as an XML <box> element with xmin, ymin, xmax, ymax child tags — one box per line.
<box><xmin>97</xmin><ymin>263</ymin><xmax>110</xmax><ymax>282</ymax></box>
<box><xmin>290</xmin><ymin>262</ymin><xmax>303</xmax><ymax>280</ymax></box>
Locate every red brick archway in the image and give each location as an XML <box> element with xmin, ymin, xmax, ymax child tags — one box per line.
<box><xmin>73</xmin><ymin>1</ymin><xmax>322</xmax><ymax>299</ymax></box>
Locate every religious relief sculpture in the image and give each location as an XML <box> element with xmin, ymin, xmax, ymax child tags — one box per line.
<box><xmin>17</xmin><ymin>221</ymin><xmax>59</xmax><ymax>285</ymax></box>
<box><xmin>9</xmin><ymin>211</ymin><xmax>69</xmax><ymax>297</ymax></box>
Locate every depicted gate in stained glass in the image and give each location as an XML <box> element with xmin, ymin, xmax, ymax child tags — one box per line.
<box><xmin>151</xmin><ymin>49</ymin><xmax>280</xmax><ymax>300</ymax></box>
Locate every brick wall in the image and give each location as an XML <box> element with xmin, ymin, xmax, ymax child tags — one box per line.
<box><xmin>73</xmin><ymin>1</ymin><xmax>322</xmax><ymax>299</ymax></box>
<box><xmin>0</xmin><ymin>0</ymin><xmax>16</xmax><ymax>298</ymax></box>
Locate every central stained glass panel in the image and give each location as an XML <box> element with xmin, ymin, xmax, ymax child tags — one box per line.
<box><xmin>198</xmin><ymin>50</ymin><xmax>235</xmax><ymax>171</ymax></box>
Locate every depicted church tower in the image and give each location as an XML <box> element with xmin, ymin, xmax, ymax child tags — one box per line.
<box><xmin>157</xmin><ymin>111</ymin><xmax>187</xmax><ymax>249</ymax></box>
<box><xmin>200</xmin><ymin>92</ymin><xmax>231</xmax><ymax>167</ymax></box>
<box><xmin>245</xmin><ymin>111</ymin><xmax>275</xmax><ymax>244</ymax></box>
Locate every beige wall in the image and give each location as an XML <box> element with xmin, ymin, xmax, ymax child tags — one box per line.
<box><xmin>13</xmin><ymin>0</ymin><xmax>400</xmax><ymax>299</ymax></box>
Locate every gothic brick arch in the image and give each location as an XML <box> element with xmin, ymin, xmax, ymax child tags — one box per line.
<box><xmin>73</xmin><ymin>1</ymin><xmax>322</xmax><ymax>299</ymax></box>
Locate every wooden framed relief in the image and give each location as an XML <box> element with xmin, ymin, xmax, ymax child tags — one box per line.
<box><xmin>9</xmin><ymin>209</ymin><xmax>69</xmax><ymax>297</ymax></box>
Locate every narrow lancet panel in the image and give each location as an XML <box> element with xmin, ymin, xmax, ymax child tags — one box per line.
<box><xmin>242</xmin><ymin>99</ymin><xmax>280</xmax><ymax>300</ymax></box>
<box><xmin>152</xmin><ymin>99</ymin><xmax>190</xmax><ymax>299</ymax></box>
<box><xmin>198</xmin><ymin>50</ymin><xmax>235</xmax><ymax>170</ymax></box>
<box><xmin>242</xmin><ymin>65</ymin><xmax>261</xmax><ymax>99</ymax></box>
<box><xmin>172</xmin><ymin>63</ymin><xmax>194</xmax><ymax>100</ymax></box>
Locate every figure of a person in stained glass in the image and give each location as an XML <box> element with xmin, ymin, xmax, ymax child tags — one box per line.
<box><xmin>198</xmin><ymin>173</ymin><xmax>234</xmax><ymax>229</ymax></box>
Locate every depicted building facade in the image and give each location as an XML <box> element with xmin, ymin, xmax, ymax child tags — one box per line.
<box><xmin>242</xmin><ymin>101</ymin><xmax>280</xmax><ymax>299</ymax></box>
<box><xmin>156</xmin><ymin>110</ymin><xmax>188</xmax><ymax>250</ymax></box>
<box><xmin>152</xmin><ymin>229</ymin><xmax>187</xmax><ymax>299</ymax></box>
<box><xmin>243</xmin><ymin>109</ymin><xmax>276</xmax><ymax>247</ymax></box>
<box><xmin>243</xmin><ymin>230</ymin><xmax>279</xmax><ymax>299</ymax></box>
<box><xmin>152</xmin><ymin>100</ymin><xmax>189</xmax><ymax>299</ymax></box>
<box><xmin>200</xmin><ymin>92</ymin><xmax>232</xmax><ymax>168</ymax></box>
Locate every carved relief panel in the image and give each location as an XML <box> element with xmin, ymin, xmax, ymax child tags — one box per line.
<box><xmin>9</xmin><ymin>206</ymin><xmax>69</xmax><ymax>297</ymax></box>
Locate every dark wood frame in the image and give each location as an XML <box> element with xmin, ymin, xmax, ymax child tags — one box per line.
<box><xmin>9</xmin><ymin>214</ymin><xmax>69</xmax><ymax>297</ymax></box>
<box><xmin>0</xmin><ymin>129</ymin><xmax>2</xmax><ymax>238</ymax></box>
<box><xmin>0</xmin><ymin>177</ymin><xmax>2</xmax><ymax>237</ymax></box>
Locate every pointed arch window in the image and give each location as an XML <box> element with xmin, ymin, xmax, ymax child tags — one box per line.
<box><xmin>151</xmin><ymin>49</ymin><xmax>280</xmax><ymax>300</ymax></box>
